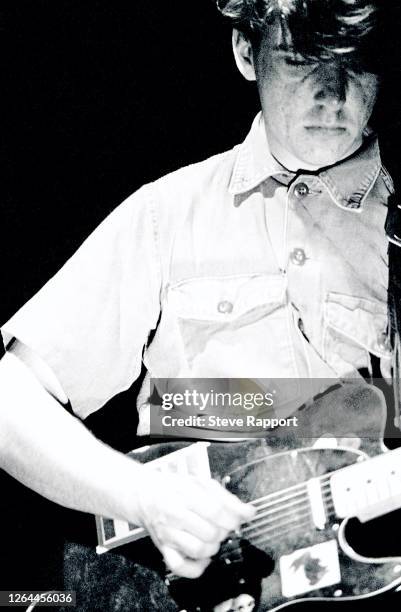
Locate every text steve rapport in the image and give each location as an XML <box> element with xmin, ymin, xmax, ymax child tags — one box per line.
<box><xmin>161</xmin><ymin>415</ymin><xmax>299</xmax><ymax>429</ymax></box>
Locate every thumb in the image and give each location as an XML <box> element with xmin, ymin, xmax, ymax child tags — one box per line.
<box><xmin>161</xmin><ymin>545</ymin><xmax>210</xmax><ymax>579</ymax></box>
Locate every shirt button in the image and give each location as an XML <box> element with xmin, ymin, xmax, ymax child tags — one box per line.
<box><xmin>217</xmin><ymin>300</ymin><xmax>233</xmax><ymax>314</ymax></box>
<box><xmin>290</xmin><ymin>248</ymin><xmax>307</xmax><ymax>266</ymax></box>
<box><xmin>294</xmin><ymin>182</ymin><xmax>309</xmax><ymax>198</ymax></box>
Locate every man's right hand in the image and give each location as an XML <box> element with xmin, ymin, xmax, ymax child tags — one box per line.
<box><xmin>133</xmin><ymin>468</ymin><xmax>255</xmax><ymax>578</ymax></box>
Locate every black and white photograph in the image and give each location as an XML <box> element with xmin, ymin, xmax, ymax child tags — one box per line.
<box><xmin>2</xmin><ymin>1</ymin><xmax>401</xmax><ymax>610</ymax></box>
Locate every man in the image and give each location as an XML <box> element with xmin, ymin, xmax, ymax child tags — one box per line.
<box><xmin>0</xmin><ymin>0</ymin><xmax>398</xmax><ymax>604</ymax></box>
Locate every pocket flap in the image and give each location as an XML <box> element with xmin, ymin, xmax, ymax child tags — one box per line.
<box><xmin>325</xmin><ymin>292</ymin><xmax>390</xmax><ymax>357</ymax></box>
<box><xmin>167</xmin><ymin>274</ymin><xmax>287</xmax><ymax>321</ymax></box>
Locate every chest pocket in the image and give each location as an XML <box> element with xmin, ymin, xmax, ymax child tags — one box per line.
<box><xmin>169</xmin><ymin>274</ymin><xmax>285</xmax><ymax>320</ymax></box>
<box><xmin>165</xmin><ymin>274</ymin><xmax>292</xmax><ymax>377</ymax></box>
<box><xmin>323</xmin><ymin>292</ymin><xmax>391</xmax><ymax>374</ymax></box>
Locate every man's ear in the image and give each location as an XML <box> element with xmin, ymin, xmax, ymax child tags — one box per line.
<box><xmin>232</xmin><ymin>29</ymin><xmax>256</xmax><ymax>81</ymax></box>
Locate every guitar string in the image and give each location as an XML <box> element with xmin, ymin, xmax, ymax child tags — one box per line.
<box><xmin>249</xmin><ymin>472</ymin><xmax>332</xmax><ymax>506</ymax></box>
<box><xmin>250</xmin><ymin>515</ymin><xmax>317</xmax><ymax>544</ymax></box>
<box><xmin>245</xmin><ymin>481</ymin><xmax>332</xmax><ymax>521</ymax></box>
<box><xmin>244</xmin><ymin>487</ymin><xmax>351</xmax><ymax>539</ymax></box>
<box><xmin>242</xmin><ymin>517</ymin><xmax>314</xmax><ymax>550</ymax></box>
<box><xmin>242</xmin><ymin>495</ymin><xmax>313</xmax><ymax>526</ymax></box>
<box><xmin>217</xmin><ymin>509</ymin><xmax>339</xmax><ymax>565</ymax></box>
<box><xmin>242</xmin><ymin>501</ymin><xmax>331</xmax><ymax>535</ymax></box>
<box><xmin>249</xmin><ymin>487</ymin><xmax>313</xmax><ymax>511</ymax></box>
<box><xmin>247</xmin><ymin>472</ymin><xmax>333</xmax><ymax>514</ymax></box>
<box><xmin>243</xmin><ymin>506</ymin><xmax>330</xmax><ymax>538</ymax></box>
<box><xmin>245</xmin><ymin>486</ymin><xmax>331</xmax><ymax>524</ymax></box>
<box><xmin>242</xmin><ymin>495</ymin><xmax>336</xmax><ymax>540</ymax></box>
<box><xmin>248</xmin><ymin>509</ymin><xmax>338</xmax><ymax>548</ymax></box>
<box><xmin>242</xmin><ymin>490</ymin><xmax>335</xmax><ymax>537</ymax></box>
<box><xmin>234</xmin><ymin>506</ymin><xmax>338</xmax><ymax>555</ymax></box>
<box><xmin>242</xmin><ymin>509</ymin><xmax>314</xmax><ymax>538</ymax></box>
<box><xmin>242</xmin><ymin>477</ymin><xmax>333</xmax><ymax>529</ymax></box>
<box><xmin>243</xmin><ymin>499</ymin><xmax>317</xmax><ymax>533</ymax></box>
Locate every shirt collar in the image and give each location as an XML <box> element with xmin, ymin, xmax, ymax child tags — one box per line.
<box><xmin>229</xmin><ymin>112</ymin><xmax>382</xmax><ymax>211</ymax></box>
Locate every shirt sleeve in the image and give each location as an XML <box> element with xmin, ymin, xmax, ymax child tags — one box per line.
<box><xmin>1</xmin><ymin>184</ymin><xmax>161</xmax><ymax>419</ymax></box>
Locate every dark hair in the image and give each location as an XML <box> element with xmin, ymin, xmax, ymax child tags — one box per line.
<box><xmin>216</xmin><ymin>0</ymin><xmax>381</xmax><ymax>70</ymax></box>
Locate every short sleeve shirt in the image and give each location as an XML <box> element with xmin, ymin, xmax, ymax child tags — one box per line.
<box><xmin>2</xmin><ymin>114</ymin><xmax>393</xmax><ymax>434</ymax></box>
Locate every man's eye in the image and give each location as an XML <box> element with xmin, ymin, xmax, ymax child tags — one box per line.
<box><xmin>284</xmin><ymin>54</ymin><xmax>311</xmax><ymax>67</ymax></box>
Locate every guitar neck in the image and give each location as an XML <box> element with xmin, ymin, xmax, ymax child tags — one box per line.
<box><xmin>330</xmin><ymin>447</ymin><xmax>401</xmax><ymax>522</ymax></box>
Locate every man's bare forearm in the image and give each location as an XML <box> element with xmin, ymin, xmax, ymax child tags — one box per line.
<box><xmin>0</xmin><ymin>352</ymin><xmax>143</xmax><ymax>523</ymax></box>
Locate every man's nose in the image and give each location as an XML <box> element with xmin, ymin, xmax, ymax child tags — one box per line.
<box><xmin>313</xmin><ymin>62</ymin><xmax>347</xmax><ymax>108</ymax></box>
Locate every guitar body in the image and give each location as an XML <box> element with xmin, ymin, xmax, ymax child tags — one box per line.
<box><xmin>62</xmin><ymin>384</ymin><xmax>401</xmax><ymax>611</ymax></box>
<box><xmin>218</xmin><ymin>443</ymin><xmax>401</xmax><ymax>611</ymax></box>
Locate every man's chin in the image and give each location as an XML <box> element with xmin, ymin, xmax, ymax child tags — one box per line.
<box><xmin>294</xmin><ymin>129</ymin><xmax>360</xmax><ymax>168</ymax></box>
<box><xmin>294</xmin><ymin>142</ymin><xmax>355</xmax><ymax>169</ymax></box>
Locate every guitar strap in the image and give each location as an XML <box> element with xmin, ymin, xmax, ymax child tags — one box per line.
<box><xmin>382</xmin><ymin>128</ymin><xmax>401</xmax><ymax>430</ymax></box>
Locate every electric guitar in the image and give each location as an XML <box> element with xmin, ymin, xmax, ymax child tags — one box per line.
<box><xmin>62</xmin><ymin>383</ymin><xmax>401</xmax><ymax>611</ymax></box>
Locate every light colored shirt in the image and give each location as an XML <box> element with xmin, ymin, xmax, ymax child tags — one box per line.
<box><xmin>2</xmin><ymin>114</ymin><xmax>393</xmax><ymax>434</ymax></box>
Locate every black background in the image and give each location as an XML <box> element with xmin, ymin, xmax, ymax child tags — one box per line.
<box><xmin>2</xmin><ymin>0</ymin><xmax>401</xmax><ymax>607</ymax></box>
<box><xmin>2</xmin><ymin>0</ymin><xmax>260</xmax><ymax>323</ymax></box>
<box><xmin>1</xmin><ymin>0</ymin><xmax>261</xmax><ymax>596</ymax></box>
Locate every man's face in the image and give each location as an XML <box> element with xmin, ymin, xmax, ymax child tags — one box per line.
<box><xmin>252</xmin><ymin>22</ymin><xmax>379</xmax><ymax>170</ymax></box>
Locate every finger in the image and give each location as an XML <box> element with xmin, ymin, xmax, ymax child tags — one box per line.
<box><xmin>209</xmin><ymin>480</ymin><xmax>256</xmax><ymax>521</ymax></box>
<box><xmin>187</xmin><ymin>485</ymin><xmax>254</xmax><ymax>531</ymax></box>
<box><xmin>159</xmin><ymin>500</ymin><xmax>229</xmax><ymax>544</ymax></box>
<box><xmin>176</xmin><ymin>509</ymin><xmax>228</xmax><ymax>544</ymax></box>
<box><xmin>187</xmin><ymin>500</ymin><xmax>241</xmax><ymax>532</ymax></box>
<box><xmin>161</xmin><ymin>546</ymin><xmax>211</xmax><ymax>579</ymax></box>
<box><xmin>160</xmin><ymin>526</ymin><xmax>221</xmax><ymax>560</ymax></box>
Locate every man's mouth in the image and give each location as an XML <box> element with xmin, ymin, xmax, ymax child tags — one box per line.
<box><xmin>304</xmin><ymin>126</ymin><xmax>347</xmax><ymax>135</ymax></box>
